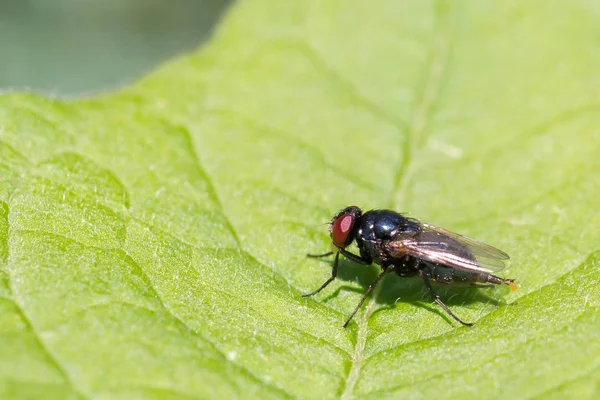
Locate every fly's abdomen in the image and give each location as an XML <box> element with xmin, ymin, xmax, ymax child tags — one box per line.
<box><xmin>429</xmin><ymin>265</ymin><xmax>490</xmax><ymax>285</ymax></box>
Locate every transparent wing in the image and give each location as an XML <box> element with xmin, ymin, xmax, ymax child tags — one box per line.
<box><xmin>385</xmin><ymin>222</ymin><xmax>509</xmax><ymax>273</ymax></box>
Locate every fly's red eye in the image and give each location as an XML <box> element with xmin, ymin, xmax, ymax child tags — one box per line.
<box><xmin>332</xmin><ymin>214</ymin><xmax>354</xmax><ymax>248</ymax></box>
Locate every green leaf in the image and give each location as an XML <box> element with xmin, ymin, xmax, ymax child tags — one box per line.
<box><xmin>1</xmin><ymin>0</ymin><xmax>600</xmax><ymax>399</ymax></box>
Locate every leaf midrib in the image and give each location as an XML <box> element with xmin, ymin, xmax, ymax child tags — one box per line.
<box><xmin>341</xmin><ymin>2</ymin><xmax>451</xmax><ymax>398</ymax></box>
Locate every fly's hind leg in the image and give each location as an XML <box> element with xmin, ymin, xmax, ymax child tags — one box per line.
<box><xmin>419</xmin><ymin>267</ymin><xmax>473</xmax><ymax>326</ymax></box>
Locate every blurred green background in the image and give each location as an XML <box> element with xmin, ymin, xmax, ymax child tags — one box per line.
<box><xmin>0</xmin><ymin>0</ymin><xmax>232</xmax><ymax>96</ymax></box>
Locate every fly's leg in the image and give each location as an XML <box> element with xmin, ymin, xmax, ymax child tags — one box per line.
<box><xmin>343</xmin><ymin>267</ymin><xmax>390</xmax><ymax>328</ymax></box>
<box><xmin>303</xmin><ymin>251</ymin><xmax>341</xmax><ymax>297</ymax></box>
<box><xmin>304</xmin><ymin>246</ymin><xmax>373</xmax><ymax>298</ymax></box>
<box><xmin>339</xmin><ymin>248</ymin><xmax>371</xmax><ymax>265</ymax></box>
<box><xmin>307</xmin><ymin>248</ymin><xmax>371</xmax><ymax>265</ymax></box>
<box><xmin>420</xmin><ymin>268</ymin><xmax>473</xmax><ymax>326</ymax></box>
<box><xmin>307</xmin><ymin>251</ymin><xmax>333</xmax><ymax>258</ymax></box>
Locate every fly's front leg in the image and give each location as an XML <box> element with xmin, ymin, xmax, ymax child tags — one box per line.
<box><xmin>303</xmin><ymin>251</ymin><xmax>341</xmax><ymax>297</ymax></box>
<box><xmin>339</xmin><ymin>247</ymin><xmax>372</xmax><ymax>265</ymax></box>
<box><xmin>307</xmin><ymin>251</ymin><xmax>333</xmax><ymax>258</ymax></box>
<box><xmin>303</xmin><ymin>247</ymin><xmax>373</xmax><ymax>298</ymax></box>
<box><xmin>419</xmin><ymin>266</ymin><xmax>473</xmax><ymax>326</ymax></box>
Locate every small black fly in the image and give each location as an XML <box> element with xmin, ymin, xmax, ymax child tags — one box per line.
<box><xmin>304</xmin><ymin>206</ymin><xmax>517</xmax><ymax>327</ymax></box>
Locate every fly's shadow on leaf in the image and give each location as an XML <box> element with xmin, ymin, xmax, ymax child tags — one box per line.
<box><xmin>310</xmin><ymin>255</ymin><xmax>510</xmax><ymax>324</ymax></box>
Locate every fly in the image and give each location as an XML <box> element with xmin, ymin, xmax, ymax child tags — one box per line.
<box><xmin>304</xmin><ymin>206</ymin><xmax>517</xmax><ymax>327</ymax></box>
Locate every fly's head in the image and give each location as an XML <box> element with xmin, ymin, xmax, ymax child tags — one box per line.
<box><xmin>329</xmin><ymin>206</ymin><xmax>362</xmax><ymax>250</ymax></box>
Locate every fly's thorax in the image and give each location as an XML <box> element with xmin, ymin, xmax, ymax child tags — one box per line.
<box><xmin>356</xmin><ymin>209</ymin><xmax>415</xmax><ymax>242</ymax></box>
<box><xmin>355</xmin><ymin>210</ymin><xmax>418</xmax><ymax>266</ymax></box>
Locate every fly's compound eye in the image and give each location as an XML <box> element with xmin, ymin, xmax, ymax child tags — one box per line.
<box><xmin>332</xmin><ymin>213</ymin><xmax>355</xmax><ymax>248</ymax></box>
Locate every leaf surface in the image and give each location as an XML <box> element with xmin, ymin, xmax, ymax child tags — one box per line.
<box><xmin>1</xmin><ymin>0</ymin><xmax>600</xmax><ymax>399</ymax></box>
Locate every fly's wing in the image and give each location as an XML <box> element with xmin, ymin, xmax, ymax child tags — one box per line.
<box><xmin>385</xmin><ymin>223</ymin><xmax>509</xmax><ymax>273</ymax></box>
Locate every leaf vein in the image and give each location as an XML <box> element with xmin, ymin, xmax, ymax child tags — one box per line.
<box><xmin>122</xmin><ymin>250</ymin><xmax>297</xmax><ymax>399</ymax></box>
<box><xmin>5</xmin><ymin>206</ymin><xmax>88</xmax><ymax>399</ymax></box>
<box><xmin>368</xmin><ymin>305</ymin><xmax>600</xmax><ymax>397</ymax></box>
<box><xmin>178</xmin><ymin>124</ymin><xmax>242</xmax><ymax>247</ymax></box>
<box><xmin>205</xmin><ymin>107</ymin><xmax>381</xmax><ymax>192</ymax></box>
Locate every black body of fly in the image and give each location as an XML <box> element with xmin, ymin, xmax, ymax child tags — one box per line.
<box><xmin>304</xmin><ymin>206</ymin><xmax>517</xmax><ymax>327</ymax></box>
